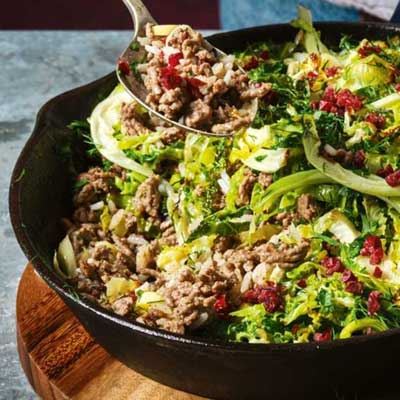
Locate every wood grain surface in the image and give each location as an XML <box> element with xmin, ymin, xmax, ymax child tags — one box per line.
<box><xmin>16</xmin><ymin>264</ymin><xmax>206</xmax><ymax>400</ymax></box>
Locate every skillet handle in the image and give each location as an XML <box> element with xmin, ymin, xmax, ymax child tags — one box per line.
<box><xmin>122</xmin><ymin>0</ymin><xmax>157</xmax><ymax>37</ymax></box>
<box><xmin>390</xmin><ymin>2</ymin><xmax>400</xmax><ymax>23</ymax></box>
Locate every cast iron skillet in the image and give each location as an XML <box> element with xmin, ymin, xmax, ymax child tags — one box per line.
<box><xmin>9</xmin><ymin>23</ymin><xmax>400</xmax><ymax>400</ymax></box>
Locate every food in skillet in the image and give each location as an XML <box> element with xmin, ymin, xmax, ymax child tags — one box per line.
<box><xmin>56</xmin><ymin>8</ymin><xmax>400</xmax><ymax>343</ymax></box>
<box><xmin>119</xmin><ymin>23</ymin><xmax>270</xmax><ymax>134</ymax></box>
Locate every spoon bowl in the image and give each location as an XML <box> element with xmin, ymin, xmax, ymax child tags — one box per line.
<box><xmin>117</xmin><ymin>0</ymin><xmax>257</xmax><ymax>137</ymax></box>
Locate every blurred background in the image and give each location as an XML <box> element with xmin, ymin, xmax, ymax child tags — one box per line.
<box><xmin>1</xmin><ymin>0</ymin><xmax>399</xmax><ymax>30</ymax></box>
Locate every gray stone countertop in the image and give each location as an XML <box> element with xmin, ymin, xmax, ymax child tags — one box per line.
<box><xmin>0</xmin><ymin>30</ymin><xmax>216</xmax><ymax>400</ymax></box>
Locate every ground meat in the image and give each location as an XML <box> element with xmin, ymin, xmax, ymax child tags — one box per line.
<box><xmin>135</xmin><ymin>23</ymin><xmax>269</xmax><ymax>135</ymax></box>
<box><xmin>160</xmin><ymin>127</ymin><xmax>186</xmax><ymax>145</ymax></box>
<box><xmin>73</xmin><ymin>207</ymin><xmax>99</xmax><ymax>223</ymax></box>
<box><xmin>216</xmin><ymin>239</ymin><xmax>309</xmax><ymax>274</ymax></box>
<box><xmin>158</xmin><ymin>88</ymin><xmax>185</xmax><ymax>119</ymax></box>
<box><xmin>213</xmin><ymin>236</ymin><xmax>237</xmax><ymax>253</ymax></box>
<box><xmin>74</xmin><ymin>167</ymin><xmax>117</xmax><ymax>207</ymax></box>
<box><xmin>211</xmin><ymin>115</ymin><xmax>252</xmax><ymax>135</ymax></box>
<box><xmin>84</xmin><ymin>241</ymin><xmax>134</xmax><ymax>282</ymax></box>
<box><xmin>296</xmin><ymin>194</ymin><xmax>318</xmax><ymax>221</ymax></box>
<box><xmin>256</xmin><ymin>240</ymin><xmax>310</xmax><ymax>269</ymax></box>
<box><xmin>218</xmin><ymin>247</ymin><xmax>260</xmax><ymax>273</ymax></box>
<box><xmin>136</xmin><ymin>241</ymin><xmax>160</xmax><ymax>277</ymax></box>
<box><xmin>121</xmin><ymin>102</ymin><xmax>152</xmax><ymax>136</ymax></box>
<box><xmin>274</xmin><ymin>211</ymin><xmax>296</xmax><ymax>228</ymax></box>
<box><xmin>134</xmin><ymin>175</ymin><xmax>161</xmax><ymax>218</ymax></box>
<box><xmin>185</xmin><ymin>99</ymin><xmax>212</xmax><ymax>128</ymax></box>
<box><xmin>237</xmin><ymin>168</ymin><xmax>257</xmax><ymax>206</ymax></box>
<box><xmin>74</xmin><ymin>273</ymin><xmax>104</xmax><ymax>298</ymax></box>
<box><xmin>212</xmin><ymin>189</ymin><xmax>226</xmax><ymax>211</ymax></box>
<box><xmin>112</xmin><ymin>296</ymin><xmax>134</xmax><ymax>316</ymax></box>
<box><xmin>274</xmin><ymin>195</ymin><xmax>318</xmax><ymax>227</ymax></box>
<box><xmin>159</xmin><ymin>266</ymin><xmax>233</xmax><ymax>332</ymax></box>
<box><xmin>240</xmin><ymin>82</ymin><xmax>272</xmax><ymax>101</ymax></box>
<box><xmin>258</xmin><ymin>172</ymin><xmax>273</xmax><ymax>189</ymax></box>
<box><xmin>137</xmin><ymin>307</ymin><xmax>185</xmax><ymax>334</ymax></box>
<box><xmin>159</xmin><ymin>219</ymin><xmax>177</xmax><ymax>247</ymax></box>
<box><xmin>69</xmin><ymin>223</ymin><xmax>99</xmax><ymax>254</ymax></box>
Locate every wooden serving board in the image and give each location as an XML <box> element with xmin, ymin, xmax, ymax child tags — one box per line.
<box><xmin>16</xmin><ymin>264</ymin><xmax>206</xmax><ymax>400</ymax></box>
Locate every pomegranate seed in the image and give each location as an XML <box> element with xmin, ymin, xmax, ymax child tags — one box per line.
<box><xmin>336</xmin><ymin>89</ymin><xmax>363</xmax><ymax>112</ymax></box>
<box><xmin>318</xmin><ymin>86</ymin><xmax>362</xmax><ymax>114</ymax></box>
<box><xmin>353</xmin><ymin>150</ymin><xmax>365</xmax><ymax>168</ymax></box>
<box><xmin>244</xmin><ymin>56</ymin><xmax>259</xmax><ymax>70</ymax></box>
<box><xmin>373</xmin><ymin>266</ymin><xmax>383</xmax><ymax>278</ymax></box>
<box><xmin>321</xmin><ymin>257</ymin><xmax>345</xmax><ymax>275</ymax></box>
<box><xmin>160</xmin><ymin>66</ymin><xmax>182</xmax><ymax>90</ymax></box>
<box><xmin>361</xmin><ymin>235</ymin><xmax>384</xmax><ymax>265</ymax></box>
<box><xmin>298</xmin><ymin>279</ymin><xmax>307</xmax><ymax>288</ymax></box>
<box><xmin>358</xmin><ymin>45</ymin><xmax>382</xmax><ymax>58</ymax></box>
<box><xmin>118</xmin><ymin>58</ymin><xmax>131</xmax><ymax>75</ymax></box>
<box><xmin>319</xmin><ymin>100</ymin><xmax>335</xmax><ymax>112</ymax></box>
<box><xmin>367</xmin><ymin>291</ymin><xmax>381</xmax><ymax>315</ymax></box>
<box><xmin>365</xmin><ymin>113</ymin><xmax>386</xmax><ymax>130</ymax></box>
<box><xmin>168</xmin><ymin>52</ymin><xmax>183</xmax><ymax>67</ymax></box>
<box><xmin>307</xmin><ymin>71</ymin><xmax>319</xmax><ymax>80</ymax></box>
<box><xmin>186</xmin><ymin>77</ymin><xmax>206</xmax><ymax>98</ymax></box>
<box><xmin>291</xmin><ymin>324</ymin><xmax>300</xmax><ymax>334</ymax></box>
<box><xmin>310</xmin><ymin>53</ymin><xmax>319</xmax><ymax>63</ymax></box>
<box><xmin>385</xmin><ymin>170</ymin><xmax>400</xmax><ymax>187</ymax></box>
<box><xmin>377</xmin><ymin>165</ymin><xmax>394</xmax><ymax>178</ymax></box>
<box><xmin>325</xmin><ymin>66</ymin><xmax>339</xmax><ymax>77</ymax></box>
<box><xmin>342</xmin><ymin>270</ymin><xmax>363</xmax><ymax>294</ymax></box>
<box><xmin>370</xmin><ymin>247</ymin><xmax>384</xmax><ymax>264</ymax></box>
<box><xmin>259</xmin><ymin>50</ymin><xmax>269</xmax><ymax>60</ymax></box>
<box><xmin>214</xmin><ymin>294</ymin><xmax>230</xmax><ymax>314</ymax></box>
<box><xmin>242</xmin><ymin>283</ymin><xmax>284</xmax><ymax>313</ymax></box>
<box><xmin>314</xmin><ymin>328</ymin><xmax>332</xmax><ymax>342</ymax></box>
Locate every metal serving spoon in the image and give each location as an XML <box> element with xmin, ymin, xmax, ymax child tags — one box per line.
<box><xmin>117</xmin><ymin>0</ymin><xmax>257</xmax><ymax>137</ymax></box>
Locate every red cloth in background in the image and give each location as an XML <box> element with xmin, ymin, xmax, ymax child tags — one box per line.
<box><xmin>1</xmin><ymin>0</ymin><xmax>219</xmax><ymax>29</ymax></box>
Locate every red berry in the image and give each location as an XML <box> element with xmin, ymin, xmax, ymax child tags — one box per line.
<box><xmin>336</xmin><ymin>89</ymin><xmax>363</xmax><ymax>112</ymax></box>
<box><xmin>314</xmin><ymin>328</ymin><xmax>332</xmax><ymax>342</ymax></box>
<box><xmin>160</xmin><ymin>66</ymin><xmax>182</xmax><ymax>90</ymax></box>
<box><xmin>214</xmin><ymin>294</ymin><xmax>230</xmax><ymax>314</ymax></box>
<box><xmin>361</xmin><ymin>235</ymin><xmax>384</xmax><ymax>265</ymax></box>
<box><xmin>244</xmin><ymin>56</ymin><xmax>259</xmax><ymax>70</ymax></box>
<box><xmin>310</xmin><ymin>53</ymin><xmax>319</xmax><ymax>63</ymax></box>
<box><xmin>242</xmin><ymin>283</ymin><xmax>284</xmax><ymax>313</ymax></box>
<box><xmin>259</xmin><ymin>50</ymin><xmax>269</xmax><ymax>60</ymax></box>
<box><xmin>323</xmin><ymin>86</ymin><xmax>337</xmax><ymax>103</ymax></box>
<box><xmin>395</xmin><ymin>83</ymin><xmax>400</xmax><ymax>92</ymax></box>
<box><xmin>321</xmin><ymin>257</ymin><xmax>345</xmax><ymax>275</ymax></box>
<box><xmin>291</xmin><ymin>324</ymin><xmax>300</xmax><ymax>334</ymax></box>
<box><xmin>298</xmin><ymin>279</ymin><xmax>307</xmax><ymax>288</ymax></box>
<box><xmin>168</xmin><ymin>52</ymin><xmax>183</xmax><ymax>67</ymax></box>
<box><xmin>377</xmin><ymin>165</ymin><xmax>394</xmax><ymax>178</ymax></box>
<box><xmin>373</xmin><ymin>266</ymin><xmax>383</xmax><ymax>278</ymax></box>
<box><xmin>367</xmin><ymin>291</ymin><xmax>381</xmax><ymax>315</ymax></box>
<box><xmin>342</xmin><ymin>270</ymin><xmax>363</xmax><ymax>294</ymax></box>
<box><xmin>385</xmin><ymin>170</ymin><xmax>400</xmax><ymax>187</ymax></box>
<box><xmin>307</xmin><ymin>71</ymin><xmax>319</xmax><ymax>80</ymax></box>
<box><xmin>358</xmin><ymin>45</ymin><xmax>382</xmax><ymax>58</ymax></box>
<box><xmin>353</xmin><ymin>150</ymin><xmax>365</xmax><ymax>169</ymax></box>
<box><xmin>118</xmin><ymin>58</ymin><xmax>131</xmax><ymax>75</ymax></box>
<box><xmin>186</xmin><ymin>77</ymin><xmax>206</xmax><ymax>98</ymax></box>
<box><xmin>370</xmin><ymin>247</ymin><xmax>384</xmax><ymax>265</ymax></box>
<box><xmin>365</xmin><ymin>113</ymin><xmax>386</xmax><ymax>130</ymax></box>
<box><xmin>325</xmin><ymin>66</ymin><xmax>339</xmax><ymax>77</ymax></box>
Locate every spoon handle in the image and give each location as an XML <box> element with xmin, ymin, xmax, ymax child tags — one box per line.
<box><xmin>122</xmin><ymin>0</ymin><xmax>157</xmax><ymax>37</ymax></box>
